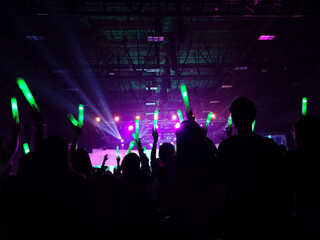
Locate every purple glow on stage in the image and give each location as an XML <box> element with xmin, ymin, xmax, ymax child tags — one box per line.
<box><xmin>128</xmin><ymin>125</ymin><xmax>134</xmax><ymax>131</ymax></box>
<box><xmin>258</xmin><ymin>35</ymin><xmax>276</xmax><ymax>40</ymax></box>
<box><xmin>175</xmin><ymin>122</ymin><xmax>181</xmax><ymax>129</ymax></box>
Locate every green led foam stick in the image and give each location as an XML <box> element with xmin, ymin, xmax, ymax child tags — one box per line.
<box><xmin>126</xmin><ymin>141</ymin><xmax>135</xmax><ymax>155</ymax></box>
<box><xmin>132</xmin><ymin>132</ymin><xmax>136</xmax><ymax>141</ymax></box>
<box><xmin>180</xmin><ymin>84</ymin><xmax>190</xmax><ymax>113</ymax></box>
<box><xmin>135</xmin><ymin>116</ymin><xmax>139</xmax><ymax>140</ymax></box>
<box><xmin>143</xmin><ymin>146</ymin><xmax>146</xmax><ymax>153</ymax></box>
<box><xmin>177</xmin><ymin>110</ymin><xmax>184</xmax><ymax>123</ymax></box>
<box><xmin>302</xmin><ymin>97</ymin><xmax>307</xmax><ymax>116</ymax></box>
<box><xmin>16</xmin><ymin>78</ymin><xmax>40</xmax><ymax>112</ymax></box>
<box><xmin>23</xmin><ymin>143</ymin><xmax>30</xmax><ymax>154</ymax></box>
<box><xmin>228</xmin><ymin>114</ymin><xmax>232</xmax><ymax>128</ymax></box>
<box><xmin>67</xmin><ymin>113</ymin><xmax>78</xmax><ymax>127</ymax></box>
<box><xmin>252</xmin><ymin>120</ymin><xmax>256</xmax><ymax>132</ymax></box>
<box><xmin>78</xmin><ymin>104</ymin><xmax>84</xmax><ymax>128</ymax></box>
<box><xmin>204</xmin><ymin>112</ymin><xmax>213</xmax><ymax>132</ymax></box>
<box><xmin>11</xmin><ymin>97</ymin><xmax>19</xmax><ymax>124</ymax></box>
<box><xmin>154</xmin><ymin>110</ymin><xmax>159</xmax><ymax>130</ymax></box>
<box><xmin>116</xmin><ymin>145</ymin><xmax>119</xmax><ymax>158</ymax></box>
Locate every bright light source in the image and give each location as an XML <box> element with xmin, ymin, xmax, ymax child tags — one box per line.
<box><xmin>135</xmin><ymin>116</ymin><xmax>140</xmax><ymax>120</ymax></box>
<box><xmin>121</xmin><ymin>139</ymin><xmax>124</xmax><ymax>143</ymax></box>
<box><xmin>95</xmin><ymin>117</ymin><xmax>101</xmax><ymax>122</ymax></box>
<box><xmin>302</xmin><ymin>97</ymin><xmax>307</xmax><ymax>116</ymax></box>
<box><xmin>147</xmin><ymin>36</ymin><xmax>164</xmax><ymax>42</ymax></box>
<box><xmin>23</xmin><ymin>143</ymin><xmax>30</xmax><ymax>154</ymax></box>
<box><xmin>114</xmin><ymin>116</ymin><xmax>120</xmax><ymax>122</ymax></box>
<box><xmin>211</xmin><ymin>114</ymin><xmax>216</xmax><ymax>119</ymax></box>
<box><xmin>175</xmin><ymin>122</ymin><xmax>181</xmax><ymax>129</ymax></box>
<box><xmin>210</xmin><ymin>100</ymin><xmax>220</xmax><ymax>104</ymax></box>
<box><xmin>146</xmin><ymin>103</ymin><xmax>156</xmax><ymax>105</ymax></box>
<box><xmin>128</xmin><ymin>125</ymin><xmax>134</xmax><ymax>131</ymax></box>
<box><xmin>172</xmin><ymin>115</ymin><xmax>177</xmax><ymax>120</ymax></box>
<box><xmin>221</xmin><ymin>84</ymin><xmax>233</xmax><ymax>88</ymax></box>
<box><xmin>258</xmin><ymin>35</ymin><xmax>276</xmax><ymax>41</ymax></box>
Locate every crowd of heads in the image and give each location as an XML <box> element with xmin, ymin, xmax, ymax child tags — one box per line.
<box><xmin>1</xmin><ymin>96</ymin><xmax>320</xmax><ymax>240</ymax></box>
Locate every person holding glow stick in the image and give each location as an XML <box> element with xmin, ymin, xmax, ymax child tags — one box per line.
<box><xmin>180</xmin><ymin>84</ymin><xmax>190</xmax><ymax>114</ymax></box>
<box><xmin>177</xmin><ymin>110</ymin><xmax>184</xmax><ymax>123</ymax></box>
<box><xmin>135</xmin><ymin>116</ymin><xmax>140</xmax><ymax>141</ymax></box>
<box><xmin>11</xmin><ymin>97</ymin><xmax>19</xmax><ymax>124</ymax></box>
<box><xmin>154</xmin><ymin>110</ymin><xmax>159</xmax><ymax>130</ymax></box>
<box><xmin>203</xmin><ymin>112</ymin><xmax>213</xmax><ymax>136</ymax></box>
<box><xmin>16</xmin><ymin>78</ymin><xmax>40</xmax><ymax>112</ymax></box>
<box><xmin>302</xmin><ymin>97</ymin><xmax>307</xmax><ymax>116</ymax></box>
<box><xmin>216</xmin><ymin>97</ymin><xmax>284</xmax><ymax>240</ymax></box>
<box><xmin>78</xmin><ymin>104</ymin><xmax>84</xmax><ymax>128</ymax></box>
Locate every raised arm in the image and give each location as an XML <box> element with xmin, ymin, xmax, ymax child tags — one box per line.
<box><xmin>70</xmin><ymin>125</ymin><xmax>82</xmax><ymax>153</ymax></box>
<box><xmin>135</xmin><ymin>138</ymin><xmax>150</xmax><ymax>177</ymax></box>
<box><xmin>0</xmin><ymin>121</ymin><xmax>20</xmax><ymax>176</ymax></box>
<box><xmin>151</xmin><ymin>128</ymin><xmax>158</xmax><ymax>172</ymax></box>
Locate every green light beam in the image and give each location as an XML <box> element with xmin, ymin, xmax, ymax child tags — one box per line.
<box><xmin>16</xmin><ymin>78</ymin><xmax>40</xmax><ymax>112</ymax></box>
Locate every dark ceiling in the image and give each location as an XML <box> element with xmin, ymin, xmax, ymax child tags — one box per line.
<box><xmin>1</xmin><ymin>0</ymin><xmax>320</xmax><ymax>141</ymax></box>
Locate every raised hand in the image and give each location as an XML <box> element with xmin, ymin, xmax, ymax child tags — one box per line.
<box><xmin>152</xmin><ymin>128</ymin><xmax>159</xmax><ymax>142</ymax></box>
<box><xmin>187</xmin><ymin>108</ymin><xmax>195</xmax><ymax>121</ymax></box>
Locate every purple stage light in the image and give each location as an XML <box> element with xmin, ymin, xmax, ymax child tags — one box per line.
<box><xmin>175</xmin><ymin>122</ymin><xmax>181</xmax><ymax>129</ymax></box>
<box><xmin>258</xmin><ymin>35</ymin><xmax>276</xmax><ymax>41</ymax></box>
<box><xmin>128</xmin><ymin>125</ymin><xmax>134</xmax><ymax>131</ymax></box>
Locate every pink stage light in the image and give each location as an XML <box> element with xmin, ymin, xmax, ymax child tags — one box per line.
<box><xmin>95</xmin><ymin>117</ymin><xmax>101</xmax><ymax>122</ymax></box>
<box><xmin>114</xmin><ymin>116</ymin><xmax>120</xmax><ymax>122</ymax></box>
<box><xmin>258</xmin><ymin>35</ymin><xmax>276</xmax><ymax>41</ymax></box>
<box><xmin>172</xmin><ymin>115</ymin><xmax>177</xmax><ymax>120</ymax></box>
<box><xmin>175</xmin><ymin>122</ymin><xmax>181</xmax><ymax>129</ymax></box>
<box><xmin>128</xmin><ymin>125</ymin><xmax>134</xmax><ymax>131</ymax></box>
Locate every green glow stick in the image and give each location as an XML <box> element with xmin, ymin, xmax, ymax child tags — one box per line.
<box><xmin>228</xmin><ymin>114</ymin><xmax>232</xmax><ymax>128</ymax></box>
<box><xmin>143</xmin><ymin>146</ymin><xmax>146</xmax><ymax>153</ymax></box>
<box><xmin>135</xmin><ymin>116</ymin><xmax>139</xmax><ymax>140</ymax></box>
<box><xmin>252</xmin><ymin>120</ymin><xmax>256</xmax><ymax>132</ymax></box>
<box><xmin>126</xmin><ymin>141</ymin><xmax>135</xmax><ymax>154</ymax></box>
<box><xmin>11</xmin><ymin>97</ymin><xmax>19</xmax><ymax>124</ymax></box>
<box><xmin>154</xmin><ymin>110</ymin><xmax>159</xmax><ymax>130</ymax></box>
<box><xmin>67</xmin><ymin>113</ymin><xmax>78</xmax><ymax>126</ymax></box>
<box><xmin>302</xmin><ymin>97</ymin><xmax>307</xmax><ymax>116</ymax></box>
<box><xmin>132</xmin><ymin>132</ymin><xmax>136</xmax><ymax>140</ymax></box>
<box><xmin>180</xmin><ymin>84</ymin><xmax>190</xmax><ymax>113</ymax></box>
<box><xmin>116</xmin><ymin>145</ymin><xmax>119</xmax><ymax>158</ymax></box>
<box><xmin>177</xmin><ymin>110</ymin><xmax>184</xmax><ymax>123</ymax></box>
<box><xmin>78</xmin><ymin>104</ymin><xmax>84</xmax><ymax>128</ymax></box>
<box><xmin>204</xmin><ymin>112</ymin><xmax>213</xmax><ymax>132</ymax></box>
<box><xmin>16</xmin><ymin>78</ymin><xmax>40</xmax><ymax>112</ymax></box>
<box><xmin>23</xmin><ymin>143</ymin><xmax>30</xmax><ymax>154</ymax></box>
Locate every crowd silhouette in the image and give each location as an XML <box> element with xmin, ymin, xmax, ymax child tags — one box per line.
<box><xmin>1</xmin><ymin>96</ymin><xmax>320</xmax><ymax>240</ymax></box>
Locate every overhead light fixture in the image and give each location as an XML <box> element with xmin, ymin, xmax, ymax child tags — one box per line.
<box><xmin>221</xmin><ymin>84</ymin><xmax>233</xmax><ymax>88</ymax></box>
<box><xmin>234</xmin><ymin>66</ymin><xmax>248</xmax><ymax>71</ymax></box>
<box><xmin>146</xmin><ymin>102</ymin><xmax>156</xmax><ymax>105</ymax></box>
<box><xmin>210</xmin><ymin>100</ymin><xmax>220</xmax><ymax>104</ymax></box>
<box><xmin>147</xmin><ymin>36</ymin><xmax>164</xmax><ymax>42</ymax></box>
<box><xmin>258</xmin><ymin>35</ymin><xmax>276</xmax><ymax>41</ymax></box>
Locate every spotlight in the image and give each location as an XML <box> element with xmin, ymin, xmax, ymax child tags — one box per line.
<box><xmin>211</xmin><ymin>113</ymin><xmax>216</xmax><ymax>119</ymax></box>
<box><xmin>175</xmin><ymin>122</ymin><xmax>181</xmax><ymax>129</ymax></box>
<box><xmin>114</xmin><ymin>116</ymin><xmax>120</xmax><ymax>122</ymax></box>
<box><xmin>128</xmin><ymin>125</ymin><xmax>134</xmax><ymax>131</ymax></box>
<box><xmin>121</xmin><ymin>139</ymin><xmax>124</xmax><ymax>143</ymax></box>
<box><xmin>95</xmin><ymin>117</ymin><xmax>101</xmax><ymax>122</ymax></box>
<box><xmin>172</xmin><ymin>115</ymin><xmax>177</xmax><ymax>120</ymax></box>
<box><xmin>135</xmin><ymin>115</ymin><xmax>140</xmax><ymax>120</ymax></box>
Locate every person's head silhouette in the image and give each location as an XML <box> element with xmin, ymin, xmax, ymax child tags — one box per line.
<box><xmin>230</xmin><ymin>97</ymin><xmax>256</xmax><ymax>135</ymax></box>
<box><xmin>121</xmin><ymin>153</ymin><xmax>141</xmax><ymax>179</ymax></box>
<box><xmin>159</xmin><ymin>143</ymin><xmax>175</xmax><ymax>165</ymax></box>
<box><xmin>293</xmin><ymin>115</ymin><xmax>320</xmax><ymax>150</ymax></box>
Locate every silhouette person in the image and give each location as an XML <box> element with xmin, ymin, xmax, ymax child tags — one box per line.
<box><xmin>216</xmin><ymin>97</ymin><xmax>283</xmax><ymax>240</ymax></box>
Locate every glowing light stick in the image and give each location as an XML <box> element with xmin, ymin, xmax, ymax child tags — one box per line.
<box><xmin>116</xmin><ymin>145</ymin><xmax>119</xmax><ymax>158</ymax></box>
<box><xmin>302</xmin><ymin>97</ymin><xmax>307</xmax><ymax>116</ymax></box>
<box><xmin>126</xmin><ymin>141</ymin><xmax>135</xmax><ymax>154</ymax></box>
<box><xmin>131</xmin><ymin>132</ymin><xmax>136</xmax><ymax>141</ymax></box>
<box><xmin>11</xmin><ymin>97</ymin><xmax>19</xmax><ymax>124</ymax></box>
<box><xmin>180</xmin><ymin>84</ymin><xmax>190</xmax><ymax>113</ymax></box>
<box><xmin>228</xmin><ymin>114</ymin><xmax>232</xmax><ymax>128</ymax></box>
<box><xmin>135</xmin><ymin>116</ymin><xmax>139</xmax><ymax>140</ymax></box>
<box><xmin>204</xmin><ymin>112</ymin><xmax>213</xmax><ymax>132</ymax></box>
<box><xmin>23</xmin><ymin>143</ymin><xmax>30</xmax><ymax>154</ymax></box>
<box><xmin>143</xmin><ymin>146</ymin><xmax>146</xmax><ymax>153</ymax></box>
<box><xmin>67</xmin><ymin>113</ymin><xmax>78</xmax><ymax>127</ymax></box>
<box><xmin>177</xmin><ymin>110</ymin><xmax>184</xmax><ymax>123</ymax></box>
<box><xmin>154</xmin><ymin>110</ymin><xmax>159</xmax><ymax>130</ymax></box>
<box><xmin>252</xmin><ymin>120</ymin><xmax>256</xmax><ymax>132</ymax></box>
<box><xmin>78</xmin><ymin>104</ymin><xmax>84</xmax><ymax>128</ymax></box>
<box><xmin>16</xmin><ymin>78</ymin><xmax>40</xmax><ymax>112</ymax></box>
